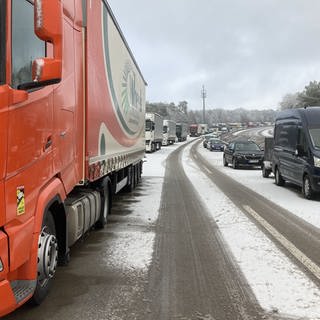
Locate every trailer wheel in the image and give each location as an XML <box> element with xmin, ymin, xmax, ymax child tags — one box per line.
<box><xmin>95</xmin><ymin>179</ymin><xmax>110</xmax><ymax>229</ymax></box>
<box><xmin>31</xmin><ymin>210</ymin><xmax>58</xmax><ymax>305</ymax></box>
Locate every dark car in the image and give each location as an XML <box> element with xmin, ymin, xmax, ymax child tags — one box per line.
<box><xmin>208</xmin><ymin>138</ymin><xmax>225</xmax><ymax>151</ymax></box>
<box><xmin>272</xmin><ymin>107</ymin><xmax>320</xmax><ymax>199</ymax></box>
<box><xmin>223</xmin><ymin>140</ymin><xmax>263</xmax><ymax>169</ymax></box>
<box><xmin>202</xmin><ymin>134</ymin><xmax>214</xmax><ymax>148</ymax></box>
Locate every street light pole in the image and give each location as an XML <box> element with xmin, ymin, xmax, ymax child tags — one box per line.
<box><xmin>201</xmin><ymin>85</ymin><xmax>206</xmax><ymax>124</ymax></box>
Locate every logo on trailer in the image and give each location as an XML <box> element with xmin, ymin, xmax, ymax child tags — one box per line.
<box><xmin>121</xmin><ymin>61</ymin><xmax>143</xmax><ymax>115</ymax></box>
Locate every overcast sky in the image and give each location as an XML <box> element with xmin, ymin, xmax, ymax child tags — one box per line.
<box><xmin>108</xmin><ymin>0</ymin><xmax>320</xmax><ymax>110</ymax></box>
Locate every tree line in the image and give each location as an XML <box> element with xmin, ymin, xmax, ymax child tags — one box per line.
<box><xmin>280</xmin><ymin>80</ymin><xmax>320</xmax><ymax>110</ymax></box>
<box><xmin>146</xmin><ymin>80</ymin><xmax>320</xmax><ymax>125</ymax></box>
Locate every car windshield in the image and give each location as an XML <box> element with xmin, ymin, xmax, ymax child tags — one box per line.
<box><xmin>235</xmin><ymin>142</ymin><xmax>260</xmax><ymax>151</ymax></box>
<box><xmin>210</xmin><ymin>139</ymin><xmax>221</xmax><ymax>144</ymax></box>
<box><xmin>309</xmin><ymin>128</ymin><xmax>320</xmax><ymax>149</ymax></box>
<box><xmin>0</xmin><ymin>0</ymin><xmax>6</xmax><ymax>85</ymax></box>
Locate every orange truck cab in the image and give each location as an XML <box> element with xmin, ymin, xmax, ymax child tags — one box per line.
<box><xmin>0</xmin><ymin>0</ymin><xmax>146</xmax><ymax>316</ymax></box>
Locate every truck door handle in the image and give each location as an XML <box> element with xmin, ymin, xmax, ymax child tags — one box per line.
<box><xmin>44</xmin><ymin>136</ymin><xmax>52</xmax><ymax>150</ymax></box>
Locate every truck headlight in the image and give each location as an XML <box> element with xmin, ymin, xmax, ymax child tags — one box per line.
<box><xmin>0</xmin><ymin>258</ymin><xmax>3</xmax><ymax>272</ymax></box>
<box><xmin>314</xmin><ymin>156</ymin><xmax>320</xmax><ymax>168</ymax></box>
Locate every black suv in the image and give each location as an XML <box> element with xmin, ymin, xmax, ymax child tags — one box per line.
<box><xmin>223</xmin><ymin>140</ymin><xmax>263</xmax><ymax>169</ymax></box>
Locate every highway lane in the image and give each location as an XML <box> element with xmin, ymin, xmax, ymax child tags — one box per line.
<box><xmin>192</xmin><ymin>140</ymin><xmax>320</xmax><ymax>287</ymax></box>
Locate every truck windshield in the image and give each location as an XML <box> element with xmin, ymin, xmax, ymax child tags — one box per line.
<box><xmin>309</xmin><ymin>128</ymin><xmax>320</xmax><ymax>149</ymax></box>
<box><xmin>145</xmin><ymin>119</ymin><xmax>152</xmax><ymax>132</ymax></box>
<box><xmin>0</xmin><ymin>0</ymin><xmax>6</xmax><ymax>85</ymax></box>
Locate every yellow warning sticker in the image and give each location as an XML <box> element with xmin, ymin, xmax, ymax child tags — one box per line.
<box><xmin>17</xmin><ymin>186</ymin><xmax>25</xmax><ymax>215</ymax></box>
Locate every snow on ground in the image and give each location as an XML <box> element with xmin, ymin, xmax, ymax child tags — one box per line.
<box><xmin>106</xmin><ymin>137</ymin><xmax>320</xmax><ymax>319</ymax></box>
<box><xmin>105</xmin><ymin>143</ymin><xmax>183</xmax><ymax>273</ymax></box>
<box><xmin>197</xmin><ymin>146</ymin><xmax>320</xmax><ymax>229</ymax></box>
<box><xmin>184</xmin><ymin>142</ymin><xmax>320</xmax><ymax>319</ymax></box>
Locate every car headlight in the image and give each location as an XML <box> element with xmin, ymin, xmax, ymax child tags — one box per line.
<box><xmin>314</xmin><ymin>156</ymin><xmax>320</xmax><ymax>168</ymax></box>
<box><xmin>236</xmin><ymin>154</ymin><xmax>243</xmax><ymax>159</ymax></box>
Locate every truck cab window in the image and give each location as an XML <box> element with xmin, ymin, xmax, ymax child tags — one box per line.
<box><xmin>11</xmin><ymin>0</ymin><xmax>45</xmax><ymax>89</ymax></box>
<box><xmin>0</xmin><ymin>0</ymin><xmax>6</xmax><ymax>85</ymax></box>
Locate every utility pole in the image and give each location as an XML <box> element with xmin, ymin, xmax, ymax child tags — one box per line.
<box><xmin>201</xmin><ymin>85</ymin><xmax>206</xmax><ymax>124</ymax></box>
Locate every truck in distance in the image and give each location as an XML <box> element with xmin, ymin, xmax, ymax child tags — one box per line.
<box><xmin>0</xmin><ymin>0</ymin><xmax>146</xmax><ymax>316</ymax></box>
<box><xmin>145</xmin><ymin>112</ymin><xmax>163</xmax><ymax>152</ymax></box>
<box><xmin>162</xmin><ymin>119</ymin><xmax>176</xmax><ymax>146</ymax></box>
<box><xmin>176</xmin><ymin>123</ymin><xmax>188</xmax><ymax>142</ymax></box>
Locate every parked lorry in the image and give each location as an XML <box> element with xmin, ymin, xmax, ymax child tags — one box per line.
<box><xmin>162</xmin><ymin>120</ymin><xmax>176</xmax><ymax>145</ymax></box>
<box><xmin>189</xmin><ymin>124</ymin><xmax>199</xmax><ymax>137</ymax></box>
<box><xmin>145</xmin><ymin>113</ymin><xmax>163</xmax><ymax>152</ymax></box>
<box><xmin>0</xmin><ymin>0</ymin><xmax>146</xmax><ymax>316</ymax></box>
<box><xmin>198</xmin><ymin>124</ymin><xmax>208</xmax><ymax>135</ymax></box>
<box><xmin>176</xmin><ymin>123</ymin><xmax>188</xmax><ymax>142</ymax></box>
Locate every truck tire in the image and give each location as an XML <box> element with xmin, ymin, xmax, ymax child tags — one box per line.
<box><xmin>303</xmin><ymin>174</ymin><xmax>314</xmax><ymax>200</ymax></box>
<box><xmin>275</xmin><ymin>167</ymin><xmax>285</xmax><ymax>186</ymax></box>
<box><xmin>95</xmin><ymin>179</ymin><xmax>110</xmax><ymax>229</ymax></box>
<box><xmin>31</xmin><ymin>210</ymin><xmax>58</xmax><ymax>305</ymax></box>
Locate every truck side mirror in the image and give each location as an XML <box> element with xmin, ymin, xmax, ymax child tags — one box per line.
<box><xmin>33</xmin><ymin>0</ymin><xmax>62</xmax><ymax>84</ymax></box>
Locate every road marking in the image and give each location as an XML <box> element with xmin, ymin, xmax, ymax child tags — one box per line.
<box><xmin>243</xmin><ymin>205</ymin><xmax>320</xmax><ymax>281</ymax></box>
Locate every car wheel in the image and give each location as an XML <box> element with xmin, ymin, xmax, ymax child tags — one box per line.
<box><xmin>303</xmin><ymin>174</ymin><xmax>314</xmax><ymax>200</ymax></box>
<box><xmin>275</xmin><ymin>167</ymin><xmax>284</xmax><ymax>186</ymax></box>
<box><xmin>223</xmin><ymin>155</ymin><xmax>228</xmax><ymax>167</ymax></box>
<box><xmin>232</xmin><ymin>158</ymin><xmax>238</xmax><ymax>169</ymax></box>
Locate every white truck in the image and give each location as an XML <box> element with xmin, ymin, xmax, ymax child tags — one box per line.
<box><xmin>198</xmin><ymin>124</ymin><xmax>208</xmax><ymax>135</ymax></box>
<box><xmin>162</xmin><ymin>120</ymin><xmax>177</xmax><ymax>145</ymax></box>
<box><xmin>145</xmin><ymin>113</ymin><xmax>163</xmax><ymax>152</ymax></box>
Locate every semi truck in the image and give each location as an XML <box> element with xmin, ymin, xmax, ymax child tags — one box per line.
<box><xmin>189</xmin><ymin>124</ymin><xmax>199</xmax><ymax>137</ymax></box>
<box><xmin>145</xmin><ymin>112</ymin><xmax>163</xmax><ymax>152</ymax></box>
<box><xmin>0</xmin><ymin>0</ymin><xmax>146</xmax><ymax>316</ymax></box>
<box><xmin>162</xmin><ymin>119</ymin><xmax>176</xmax><ymax>146</ymax></box>
<box><xmin>176</xmin><ymin>123</ymin><xmax>188</xmax><ymax>142</ymax></box>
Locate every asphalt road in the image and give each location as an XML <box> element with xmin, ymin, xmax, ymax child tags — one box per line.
<box><xmin>4</xmin><ymin>138</ymin><xmax>318</xmax><ymax>320</ymax></box>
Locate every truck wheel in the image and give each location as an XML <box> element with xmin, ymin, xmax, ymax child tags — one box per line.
<box><xmin>303</xmin><ymin>175</ymin><xmax>314</xmax><ymax>200</ymax></box>
<box><xmin>95</xmin><ymin>180</ymin><xmax>110</xmax><ymax>229</ymax></box>
<box><xmin>31</xmin><ymin>210</ymin><xmax>58</xmax><ymax>305</ymax></box>
<box><xmin>232</xmin><ymin>158</ymin><xmax>238</xmax><ymax>169</ymax></box>
<box><xmin>275</xmin><ymin>167</ymin><xmax>284</xmax><ymax>186</ymax></box>
<box><xmin>223</xmin><ymin>155</ymin><xmax>228</xmax><ymax>167</ymax></box>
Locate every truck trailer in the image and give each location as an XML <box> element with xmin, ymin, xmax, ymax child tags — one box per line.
<box><xmin>176</xmin><ymin>123</ymin><xmax>188</xmax><ymax>142</ymax></box>
<box><xmin>162</xmin><ymin>119</ymin><xmax>176</xmax><ymax>146</ymax></box>
<box><xmin>0</xmin><ymin>0</ymin><xmax>146</xmax><ymax>316</ymax></box>
<box><xmin>145</xmin><ymin>112</ymin><xmax>163</xmax><ymax>152</ymax></box>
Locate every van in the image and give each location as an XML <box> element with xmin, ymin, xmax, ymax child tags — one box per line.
<box><xmin>272</xmin><ymin>107</ymin><xmax>320</xmax><ymax>199</ymax></box>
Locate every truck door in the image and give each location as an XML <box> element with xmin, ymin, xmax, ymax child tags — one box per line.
<box><xmin>293</xmin><ymin>127</ymin><xmax>308</xmax><ymax>184</ymax></box>
<box><xmin>6</xmin><ymin>0</ymin><xmax>54</xmax><ymax>222</ymax></box>
<box><xmin>52</xmin><ymin>10</ymin><xmax>76</xmax><ymax>191</ymax></box>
